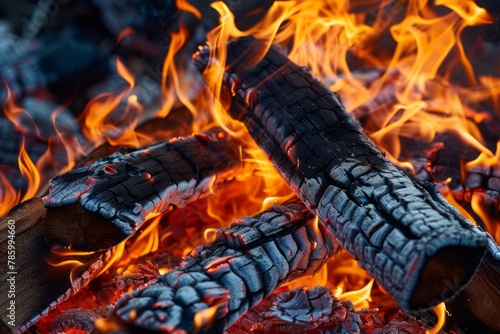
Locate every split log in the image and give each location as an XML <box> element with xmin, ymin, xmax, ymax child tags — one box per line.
<box><xmin>0</xmin><ymin>199</ymin><xmax>114</xmax><ymax>333</ymax></box>
<box><xmin>42</xmin><ymin>128</ymin><xmax>246</xmax><ymax>250</ymax></box>
<box><xmin>103</xmin><ymin>199</ymin><xmax>339</xmax><ymax>333</ymax></box>
<box><xmin>194</xmin><ymin>37</ymin><xmax>488</xmax><ymax>311</ymax></box>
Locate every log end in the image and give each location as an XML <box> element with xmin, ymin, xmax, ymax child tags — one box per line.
<box><xmin>44</xmin><ymin>203</ymin><xmax>129</xmax><ymax>251</ymax></box>
<box><xmin>445</xmin><ymin>247</ymin><xmax>500</xmax><ymax>332</ymax></box>
<box><xmin>410</xmin><ymin>245</ymin><xmax>486</xmax><ymax>310</ymax></box>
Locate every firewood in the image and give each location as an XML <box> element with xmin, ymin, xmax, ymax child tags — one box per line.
<box><xmin>101</xmin><ymin>199</ymin><xmax>339</xmax><ymax>333</ymax></box>
<box><xmin>42</xmin><ymin>129</ymin><xmax>246</xmax><ymax>251</ymax></box>
<box><xmin>194</xmin><ymin>37</ymin><xmax>489</xmax><ymax>311</ymax></box>
<box><xmin>0</xmin><ymin>199</ymin><xmax>114</xmax><ymax>333</ymax></box>
<box><xmin>0</xmin><ymin>129</ymin><xmax>248</xmax><ymax>331</ymax></box>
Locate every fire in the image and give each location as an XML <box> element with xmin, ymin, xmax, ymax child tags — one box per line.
<box><xmin>2</xmin><ymin>0</ymin><xmax>499</xmax><ymax>332</ymax></box>
<box><xmin>0</xmin><ymin>88</ymin><xmax>42</xmax><ymax>215</ymax></box>
<box><xmin>338</xmin><ymin>279</ymin><xmax>374</xmax><ymax>310</ymax></box>
<box><xmin>46</xmin><ymin>247</ymin><xmax>92</xmax><ymax>289</ymax></box>
<box><xmin>194</xmin><ymin>304</ymin><xmax>219</xmax><ymax>330</ymax></box>
<box><xmin>0</xmin><ymin>170</ymin><xmax>19</xmax><ymax>216</ymax></box>
<box><xmin>427</xmin><ymin>302</ymin><xmax>447</xmax><ymax>334</ymax></box>
<box><xmin>80</xmin><ymin>57</ymin><xmax>143</xmax><ymax>148</ymax></box>
<box><xmin>466</xmin><ymin>139</ymin><xmax>500</xmax><ymax>241</ymax></box>
<box><xmin>17</xmin><ymin>139</ymin><xmax>41</xmax><ymax>201</ymax></box>
<box><xmin>114</xmin><ymin>216</ymin><xmax>162</xmax><ymax>275</ymax></box>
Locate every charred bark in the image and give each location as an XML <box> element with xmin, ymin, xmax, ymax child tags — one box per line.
<box><xmin>104</xmin><ymin>200</ymin><xmax>339</xmax><ymax>333</ymax></box>
<box><xmin>195</xmin><ymin>37</ymin><xmax>488</xmax><ymax>311</ymax></box>
<box><xmin>42</xmin><ymin>129</ymin><xmax>246</xmax><ymax>250</ymax></box>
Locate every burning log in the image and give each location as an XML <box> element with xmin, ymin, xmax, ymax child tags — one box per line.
<box><xmin>103</xmin><ymin>199</ymin><xmax>339</xmax><ymax>333</ymax></box>
<box><xmin>42</xmin><ymin>129</ymin><xmax>246</xmax><ymax>250</ymax></box>
<box><xmin>194</xmin><ymin>37</ymin><xmax>489</xmax><ymax>311</ymax></box>
<box><xmin>0</xmin><ymin>129</ymin><xmax>249</xmax><ymax>331</ymax></box>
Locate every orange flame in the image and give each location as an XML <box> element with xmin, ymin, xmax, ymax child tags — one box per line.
<box><xmin>0</xmin><ymin>170</ymin><xmax>20</xmax><ymax>216</ymax></box>
<box><xmin>338</xmin><ymin>278</ymin><xmax>374</xmax><ymax>310</ymax></box>
<box><xmin>0</xmin><ymin>86</ymin><xmax>44</xmax><ymax>215</ymax></box>
<box><xmin>80</xmin><ymin>57</ymin><xmax>142</xmax><ymax>147</ymax></box>
<box><xmin>18</xmin><ymin>139</ymin><xmax>41</xmax><ymax>201</ymax></box>
<box><xmin>47</xmin><ymin>242</ymin><xmax>126</xmax><ymax>289</ymax></box>
<box><xmin>117</xmin><ymin>27</ymin><xmax>135</xmax><ymax>45</ymax></box>
<box><xmin>466</xmin><ymin>140</ymin><xmax>500</xmax><ymax>241</ymax></box>
<box><xmin>2</xmin><ymin>85</ymin><xmax>40</xmax><ymax>137</ymax></box>
<box><xmin>426</xmin><ymin>302</ymin><xmax>446</xmax><ymax>334</ymax></box>
<box><xmin>194</xmin><ymin>304</ymin><xmax>219</xmax><ymax>330</ymax></box>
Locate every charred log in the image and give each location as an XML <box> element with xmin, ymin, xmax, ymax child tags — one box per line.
<box><xmin>0</xmin><ymin>129</ymin><xmax>248</xmax><ymax>331</ymax></box>
<box><xmin>104</xmin><ymin>199</ymin><xmax>339</xmax><ymax>333</ymax></box>
<box><xmin>43</xmin><ymin>129</ymin><xmax>246</xmax><ymax>250</ymax></box>
<box><xmin>195</xmin><ymin>37</ymin><xmax>489</xmax><ymax>311</ymax></box>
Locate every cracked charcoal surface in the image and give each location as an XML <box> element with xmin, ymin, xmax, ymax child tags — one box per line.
<box><xmin>111</xmin><ymin>200</ymin><xmax>340</xmax><ymax>333</ymax></box>
<box><xmin>196</xmin><ymin>37</ymin><xmax>489</xmax><ymax>310</ymax></box>
<box><xmin>43</xmin><ymin>129</ymin><xmax>243</xmax><ymax>235</ymax></box>
<box><xmin>228</xmin><ymin>285</ymin><xmax>384</xmax><ymax>334</ymax></box>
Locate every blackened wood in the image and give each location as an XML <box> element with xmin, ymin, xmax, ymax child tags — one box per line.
<box><xmin>227</xmin><ymin>286</ymin><xmax>379</xmax><ymax>334</ymax></box>
<box><xmin>43</xmin><ymin>129</ymin><xmax>245</xmax><ymax>250</ymax></box>
<box><xmin>0</xmin><ymin>128</ymin><xmax>245</xmax><ymax>330</ymax></box>
<box><xmin>105</xmin><ymin>200</ymin><xmax>339</xmax><ymax>333</ymax></box>
<box><xmin>195</xmin><ymin>37</ymin><xmax>488</xmax><ymax>310</ymax></box>
<box><xmin>49</xmin><ymin>305</ymin><xmax>112</xmax><ymax>334</ymax></box>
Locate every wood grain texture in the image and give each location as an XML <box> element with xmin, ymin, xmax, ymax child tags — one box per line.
<box><xmin>195</xmin><ymin>37</ymin><xmax>489</xmax><ymax>310</ymax></box>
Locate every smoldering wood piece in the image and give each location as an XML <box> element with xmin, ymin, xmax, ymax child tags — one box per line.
<box><xmin>457</xmin><ymin>163</ymin><xmax>500</xmax><ymax>211</ymax></box>
<box><xmin>227</xmin><ymin>286</ymin><xmax>338</xmax><ymax>333</ymax></box>
<box><xmin>227</xmin><ymin>285</ymin><xmax>439</xmax><ymax>334</ymax></box>
<box><xmin>43</xmin><ymin>129</ymin><xmax>245</xmax><ymax>242</ymax></box>
<box><xmin>194</xmin><ymin>37</ymin><xmax>489</xmax><ymax>310</ymax></box>
<box><xmin>49</xmin><ymin>305</ymin><xmax>113</xmax><ymax>334</ymax></box>
<box><xmin>105</xmin><ymin>200</ymin><xmax>339</xmax><ymax>333</ymax></box>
